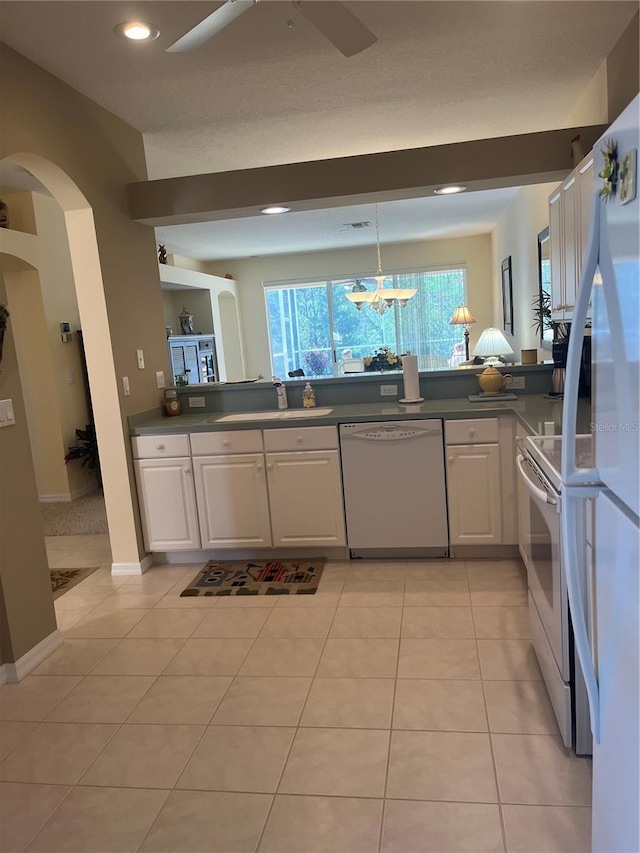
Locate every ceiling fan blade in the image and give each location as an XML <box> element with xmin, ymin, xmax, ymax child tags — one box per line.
<box><xmin>297</xmin><ymin>1</ymin><xmax>377</xmax><ymax>57</ymax></box>
<box><xmin>166</xmin><ymin>0</ymin><xmax>257</xmax><ymax>52</ymax></box>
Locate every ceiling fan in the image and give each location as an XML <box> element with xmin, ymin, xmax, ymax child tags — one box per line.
<box><xmin>166</xmin><ymin>0</ymin><xmax>377</xmax><ymax>57</ymax></box>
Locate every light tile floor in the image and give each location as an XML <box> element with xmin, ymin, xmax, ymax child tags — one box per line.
<box><xmin>0</xmin><ymin>547</ymin><xmax>592</xmax><ymax>853</ymax></box>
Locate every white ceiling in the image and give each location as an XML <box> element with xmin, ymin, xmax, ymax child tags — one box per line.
<box><xmin>1</xmin><ymin>1</ymin><xmax>636</xmax><ymax>259</ymax></box>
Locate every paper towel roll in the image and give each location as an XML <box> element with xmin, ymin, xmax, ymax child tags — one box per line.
<box><xmin>401</xmin><ymin>354</ymin><xmax>421</xmax><ymax>401</ymax></box>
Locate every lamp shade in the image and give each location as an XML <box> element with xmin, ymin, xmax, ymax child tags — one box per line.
<box><xmin>472</xmin><ymin>327</ymin><xmax>514</xmax><ymax>358</ymax></box>
<box><xmin>450</xmin><ymin>306</ymin><xmax>476</xmax><ymax>326</ymax></box>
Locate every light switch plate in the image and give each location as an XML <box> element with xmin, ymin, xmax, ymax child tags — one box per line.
<box><xmin>122</xmin><ymin>376</ymin><xmax>130</xmax><ymax>396</ymax></box>
<box><xmin>188</xmin><ymin>396</ymin><xmax>206</xmax><ymax>408</ymax></box>
<box><xmin>0</xmin><ymin>399</ymin><xmax>15</xmax><ymax>427</ymax></box>
<box><xmin>136</xmin><ymin>349</ymin><xmax>145</xmax><ymax>369</ymax></box>
<box><xmin>380</xmin><ymin>384</ymin><xmax>398</xmax><ymax>397</ymax></box>
<box><xmin>510</xmin><ymin>376</ymin><xmax>525</xmax><ymax>390</ymax></box>
<box><xmin>156</xmin><ymin>370</ymin><xmax>165</xmax><ymax>389</ymax></box>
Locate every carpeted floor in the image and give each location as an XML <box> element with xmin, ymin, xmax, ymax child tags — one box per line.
<box><xmin>40</xmin><ymin>492</ymin><xmax>108</xmax><ymax>536</ymax></box>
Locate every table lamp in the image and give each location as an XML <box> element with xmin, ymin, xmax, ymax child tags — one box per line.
<box><xmin>449</xmin><ymin>306</ymin><xmax>476</xmax><ymax>361</ymax></box>
<box><xmin>472</xmin><ymin>327</ymin><xmax>514</xmax><ymax>364</ymax></box>
<box><xmin>472</xmin><ymin>327</ymin><xmax>515</xmax><ymax>394</ymax></box>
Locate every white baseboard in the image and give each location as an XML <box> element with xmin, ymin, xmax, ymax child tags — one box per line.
<box><xmin>111</xmin><ymin>554</ymin><xmax>153</xmax><ymax>576</ymax></box>
<box><xmin>1</xmin><ymin>629</ymin><xmax>64</xmax><ymax>684</ymax></box>
<box><xmin>39</xmin><ymin>483</ymin><xmax>100</xmax><ymax>503</ymax></box>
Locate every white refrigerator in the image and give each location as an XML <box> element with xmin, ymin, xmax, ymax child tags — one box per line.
<box><xmin>561</xmin><ymin>95</ymin><xmax>639</xmax><ymax>852</ymax></box>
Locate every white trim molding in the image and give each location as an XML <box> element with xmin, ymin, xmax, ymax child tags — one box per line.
<box><xmin>1</xmin><ymin>629</ymin><xmax>64</xmax><ymax>683</ymax></box>
<box><xmin>111</xmin><ymin>554</ymin><xmax>153</xmax><ymax>576</ymax></box>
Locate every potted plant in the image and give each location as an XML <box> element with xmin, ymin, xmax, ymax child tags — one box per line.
<box><xmin>64</xmin><ymin>424</ymin><xmax>102</xmax><ymax>488</ymax></box>
<box><xmin>531</xmin><ymin>290</ymin><xmax>552</xmax><ymax>340</ymax></box>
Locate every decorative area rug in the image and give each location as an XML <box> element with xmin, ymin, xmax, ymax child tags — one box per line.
<box><xmin>50</xmin><ymin>567</ymin><xmax>99</xmax><ymax>600</ymax></box>
<box><xmin>181</xmin><ymin>559</ymin><xmax>326</xmax><ymax>597</ymax></box>
<box><xmin>41</xmin><ymin>493</ymin><xmax>108</xmax><ymax>536</ymax></box>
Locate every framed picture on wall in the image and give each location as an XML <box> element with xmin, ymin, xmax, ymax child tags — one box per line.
<box><xmin>501</xmin><ymin>256</ymin><xmax>513</xmax><ymax>335</ymax></box>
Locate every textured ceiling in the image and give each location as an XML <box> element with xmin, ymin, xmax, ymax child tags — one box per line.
<box><xmin>1</xmin><ymin>1</ymin><xmax>637</xmax><ymax>181</ymax></box>
<box><xmin>1</xmin><ymin>0</ymin><xmax>636</xmax><ymax>258</ymax></box>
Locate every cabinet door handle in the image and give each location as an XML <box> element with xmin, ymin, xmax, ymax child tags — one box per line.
<box><xmin>156</xmin><ymin>444</ymin><xmax>165</xmax><ymax>450</ymax></box>
<box><xmin>469</xmin><ymin>428</ymin><xmax>476</xmax><ymax>436</ymax></box>
<box><xmin>448</xmin><ymin>456</ymin><xmax>454</xmax><ymax>463</ymax></box>
<box><xmin>296</xmin><ymin>436</ymin><xmax>303</xmax><ymax>443</ymax></box>
<box><xmin>256</xmin><ymin>463</ymin><xmax>263</xmax><ymax>472</ymax></box>
<box><xmin>222</xmin><ymin>440</ymin><xmax>230</xmax><ymax>447</ymax></box>
<box><xmin>266</xmin><ymin>462</ymin><xmax>274</xmax><ymax>471</ymax></box>
<box><xmin>184</xmin><ymin>467</ymin><xmax>191</xmax><ymax>475</ymax></box>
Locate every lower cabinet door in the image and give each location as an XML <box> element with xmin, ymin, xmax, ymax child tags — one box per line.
<box><xmin>193</xmin><ymin>454</ymin><xmax>272</xmax><ymax>548</ymax></box>
<box><xmin>266</xmin><ymin>450</ymin><xmax>346</xmax><ymax>547</ymax></box>
<box><xmin>134</xmin><ymin>457</ymin><xmax>201</xmax><ymax>551</ymax></box>
<box><xmin>447</xmin><ymin>443</ymin><xmax>503</xmax><ymax>544</ymax></box>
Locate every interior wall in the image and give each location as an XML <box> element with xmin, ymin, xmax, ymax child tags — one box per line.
<box><xmin>4</xmin><ymin>268</ymin><xmax>70</xmax><ymax>500</ymax></box>
<box><xmin>164</xmin><ymin>289</ymin><xmax>214</xmax><ymax>335</ymax></box>
<box><xmin>1</xmin><ymin>43</ymin><xmax>172</xmax><ymax>568</ymax></box>
<box><xmin>606</xmin><ymin>10</ymin><xmax>640</xmax><ymax>122</ymax></box>
<box><xmin>207</xmin><ymin>234</ymin><xmax>493</xmax><ymax>379</ymax></box>
<box><xmin>490</xmin><ymin>183</ymin><xmax>557</xmax><ymax>360</ymax></box>
<box><xmin>0</xmin><ymin>270</ymin><xmax>57</xmax><ymax>663</ymax></box>
<box><xmin>159</xmin><ymin>263</ymin><xmax>242</xmax><ymax>381</ymax></box>
<box><xmin>1</xmin><ymin>191</ymin><xmax>93</xmax><ymax>501</ymax></box>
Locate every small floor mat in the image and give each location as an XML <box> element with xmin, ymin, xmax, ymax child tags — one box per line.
<box><xmin>50</xmin><ymin>567</ymin><xmax>99</xmax><ymax>600</ymax></box>
<box><xmin>181</xmin><ymin>559</ymin><xmax>325</xmax><ymax>597</ymax></box>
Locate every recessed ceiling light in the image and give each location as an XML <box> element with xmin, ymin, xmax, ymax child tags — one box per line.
<box><xmin>434</xmin><ymin>185</ymin><xmax>467</xmax><ymax>195</ymax></box>
<box><xmin>114</xmin><ymin>21</ymin><xmax>160</xmax><ymax>41</ymax></box>
<box><xmin>261</xmin><ymin>205</ymin><xmax>291</xmax><ymax>215</ymax></box>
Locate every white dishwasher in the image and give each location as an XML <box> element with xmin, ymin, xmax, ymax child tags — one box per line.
<box><xmin>339</xmin><ymin>420</ymin><xmax>449</xmax><ymax>557</ymax></box>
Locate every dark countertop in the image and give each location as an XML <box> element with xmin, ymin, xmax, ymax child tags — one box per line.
<box><xmin>130</xmin><ymin>395</ymin><xmax>591</xmax><ymax>439</ymax></box>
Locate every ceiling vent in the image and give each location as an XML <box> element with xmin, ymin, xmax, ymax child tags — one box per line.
<box><xmin>343</xmin><ymin>221</ymin><xmax>371</xmax><ymax>229</ymax></box>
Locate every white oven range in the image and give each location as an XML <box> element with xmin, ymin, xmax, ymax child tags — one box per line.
<box><xmin>516</xmin><ymin>433</ymin><xmax>594</xmax><ymax>755</ymax></box>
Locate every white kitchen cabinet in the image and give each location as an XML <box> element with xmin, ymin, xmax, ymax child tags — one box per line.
<box><xmin>266</xmin><ymin>450</ymin><xmax>346</xmax><ymax>547</ymax></box>
<box><xmin>549</xmin><ymin>151</ymin><xmax>594</xmax><ymax>322</ymax></box>
<box><xmin>134</xmin><ymin>457</ymin><xmax>201</xmax><ymax>551</ymax></box>
<box><xmin>192</xmin><ymin>453</ymin><xmax>272</xmax><ymax>548</ymax></box>
<box><xmin>446</xmin><ymin>443</ymin><xmax>502</xmax><ymax>545</ymax></box>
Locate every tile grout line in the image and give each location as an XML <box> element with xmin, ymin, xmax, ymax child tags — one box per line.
<box><xmin>467</xmin><ymin>559</ymin><xmax>509</xmax><ymax>853</ymax></box>
<box><xmin>253</xmin><ymin>567</ymin><xmax>351</xmax><ymax>852</ymax></box>
<box><xmin>377</xmin><ymin>559</ymin><xmax>408</xmax><ymax>853</ymax></box>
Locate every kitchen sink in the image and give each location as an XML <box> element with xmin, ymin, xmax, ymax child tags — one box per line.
<box><xmin>212</xmin><ymin>408</ymin><xmax>333</xmax><ymax>423</ymax></box>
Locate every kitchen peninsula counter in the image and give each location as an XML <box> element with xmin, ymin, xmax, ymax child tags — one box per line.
<box><xmin>130</xmin><ymin>394</ymin><xmax>591</xmax><ymax>438</ymax></box>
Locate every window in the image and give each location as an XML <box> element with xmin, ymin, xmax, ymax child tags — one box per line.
<box><xmin>265</xmin><ymin>266</ymin><xmax>466</xmax><ymax>376</ymax></box>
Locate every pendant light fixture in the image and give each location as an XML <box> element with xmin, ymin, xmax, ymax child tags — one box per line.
<box><xmin>346</xmin><ymin>204</ymin><xmax>416</xmax><ymax>313</ymax></box>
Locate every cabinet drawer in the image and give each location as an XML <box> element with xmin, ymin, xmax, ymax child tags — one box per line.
<box><xmin>263</xmin><ymin>425</ymin><xmax>338</xmax><ymax>452</ymax></box>
<box><xmin>446</xmin><ymin>418</ymin><xmax>499</xmax><ymax>445</ymax></box>
<box><xmin>190</xmin><ymin>429</ymin><xmax>263</xmax><ymax>455</ymax></box>
<box><xmin>132</xmin><ymin>434</ymin><xmax>191</xmax><ymax>459</ymax></box>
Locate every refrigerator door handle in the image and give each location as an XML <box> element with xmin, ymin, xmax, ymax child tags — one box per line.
<box><xmin>561</xmin><ymin>489</ymin><xmax>600</xmax><ymax>742</ymax></box>
<box><xmin>561</xmin><ymin>195</ymin><xmax>600</xmax><ymax>485</ymax></box>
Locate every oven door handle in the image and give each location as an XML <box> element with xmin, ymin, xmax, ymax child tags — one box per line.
<box><xmin>516</xmin><ymin>454</ymin><xmax>557</xmax><ymax>506</ymax></box>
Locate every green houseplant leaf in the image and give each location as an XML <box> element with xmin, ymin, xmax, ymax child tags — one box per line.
<box><xmin>64</xmin><ymin>424</ymin><xmax>102</xmax><ymax>488</ymax></box>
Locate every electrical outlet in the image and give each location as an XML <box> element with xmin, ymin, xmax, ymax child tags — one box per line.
<box><xmin>122</xmin><ymin>376</ymin><xmax>130</xmax><ymax>396</ymax></box>
<box><xmin>380</xmin><ymin>384</ymin><xmax>398</xmax><ymax>397</ymax></box>
<box><xmin>510</xmin><ymin>376</ymin><xmax>526</xmax><ymax>390</ymax></box>
<box><xmin>136</xmin><ymin>349</ymin><xmax>145</xmax><ymax>369</ymax></box>
<box><xmin>156</xmin><ymin>370</ymin><xmax>165</xmax><ymax>389</ymax></box>
<box><xmin>188</xmin><ymin>396</ymin><xmax>206</xmax><ymax>408</ymax></box>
